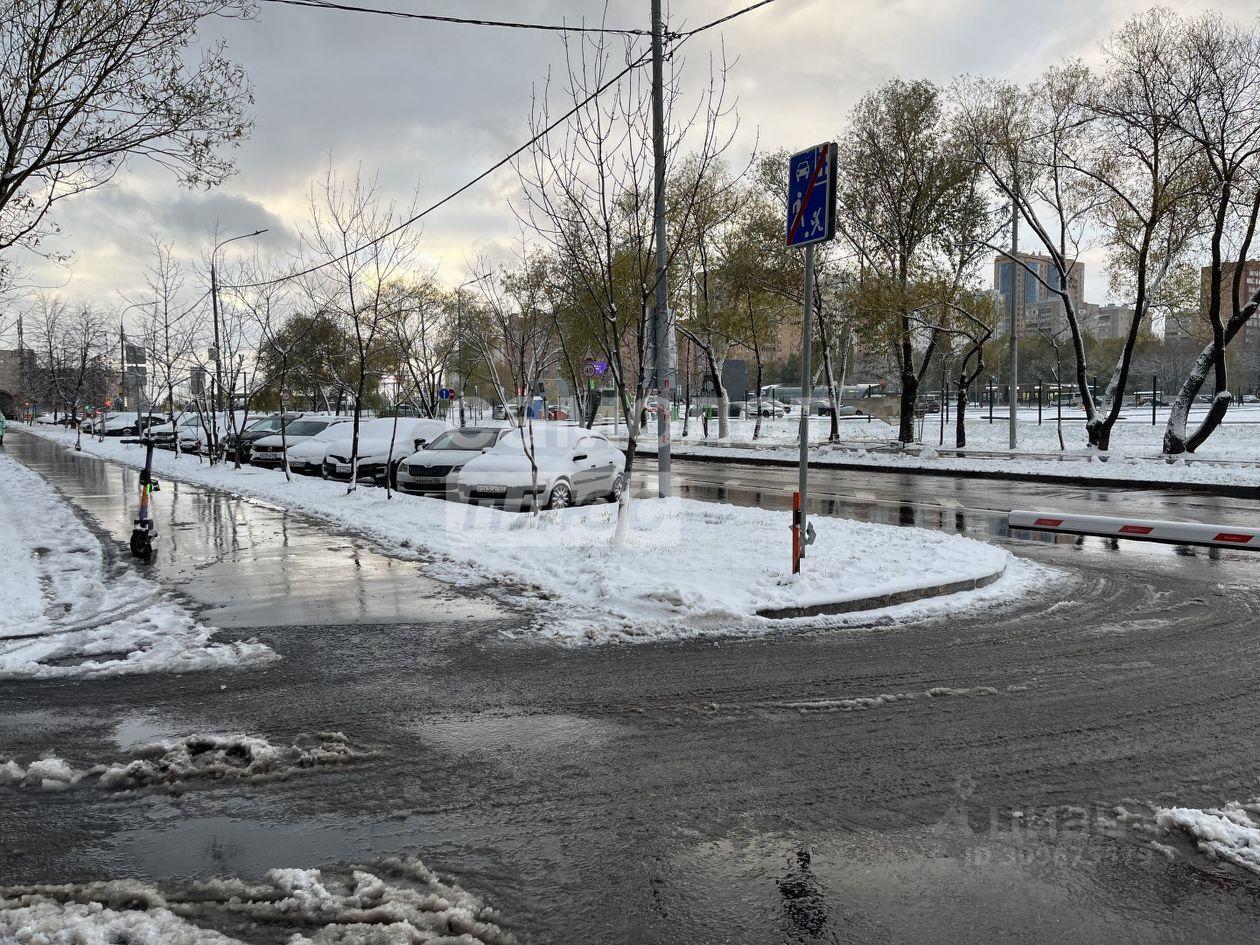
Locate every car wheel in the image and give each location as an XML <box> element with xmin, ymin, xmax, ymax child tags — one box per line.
<box><xmin>547</xmin><ymin>480</ymin><xmax>573</xmax><ymax>510</ymax></box>
<box><xmin>607</xmin><ymin>473</ymin><xmax>625</xmax><ymax>502</ymax></box>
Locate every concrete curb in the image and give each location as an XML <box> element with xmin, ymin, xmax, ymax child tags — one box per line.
<box><xmin>633</xmin><ymin>447</ymin><xmax>1260</xmax><ymax>499</ymax></box>
<box><xmin>755</xmin><ymin>564</ymin><xmax>1007</xmax><ymax>620</ymax></box>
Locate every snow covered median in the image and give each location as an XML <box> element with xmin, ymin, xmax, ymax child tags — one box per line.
<box><xmin>16</xmin><ymin>428</ymin><xmax>1039</xmax><ymax>643</ymax></box>
<box><xmin>0</xmin><ymin>450</ymin><xmax>275</xmax><ymax>677</ymax></box>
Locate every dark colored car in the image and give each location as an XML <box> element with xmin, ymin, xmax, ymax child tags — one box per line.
<box><xmin>222</xmin><ymin>415</ymin><xmax>295</xmax><ymax>462</ymax></box>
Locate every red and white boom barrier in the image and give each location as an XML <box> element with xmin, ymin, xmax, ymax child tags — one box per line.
<box><xmin>1009</xmin><ymin>510</ymin><xmax>1260</xmax><ymax>550</ymax></box>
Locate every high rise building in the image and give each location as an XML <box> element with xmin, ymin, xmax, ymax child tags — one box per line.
<box><xmin>993</xmin><ymin>253</ymin><xmax>1085</xmax><ymax>337</ymax></box>
<box><xmin>1201</xmin><ymin>260</ymin><xmax>1260</xmax><ymax>392</ymax></box>
<box><xmin>1092</xmin><ymin>304</ymin><xmax>1134</xmax><ymax>342</ymax></box>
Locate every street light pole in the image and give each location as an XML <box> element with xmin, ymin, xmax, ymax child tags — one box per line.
<box><xmin>651</xmin><ymin>0</ymin><xmax>675</xmax><ymax>497</ymax></box>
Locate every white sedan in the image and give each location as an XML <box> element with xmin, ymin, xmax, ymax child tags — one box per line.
<box><xmin>455</xmin><ymin>425</ymin><xmax>626</xmax><ymax>510</ymax></box>
<box><xmin>321</xmin><ymin>417</ymin><xmax>451</xmax><ymax>485</ymax></box>
<box><xmin>251</xmin><ymin>416</ymin><xmax>351</xmax><ymax>470</ymax></box>
<box><xmin>396</xmin><ymin>426</ymin><xmax>511</xmax><ymax>498</ymax></box>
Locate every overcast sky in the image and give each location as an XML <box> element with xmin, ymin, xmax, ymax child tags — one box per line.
<box><xmin>15</xmin><ymin>0</ymin><xmax>1260</xmax><ymax>318</ymax></box>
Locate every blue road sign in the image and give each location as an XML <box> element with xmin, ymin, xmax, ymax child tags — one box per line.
<box><xmin>438</xmin><ymin>387</ymin><xmax>452</xmax><ymax>400</ymax></box>
<box><xmin>785</xmin><ymin>142</ymin><xmax>837</xmax><ymax>248</ymax></box>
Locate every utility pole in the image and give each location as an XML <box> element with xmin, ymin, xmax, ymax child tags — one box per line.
<box><xmin>651</xmin><ymin>0</ymin><xmax>675</xmax><ymax>497</ymax></box>
<box><xmin>1008</xmin><ymin>196</ymin><xmax>1018</xmax><ymax>449</ymax></box>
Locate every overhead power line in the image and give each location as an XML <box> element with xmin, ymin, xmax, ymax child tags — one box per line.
<box><xmin>256</xmin><ymin>0</ymin><xmax>652</xmax><ymax>35</ymax></box>
<box><xmin>680</xmin><ymin>0</ymin><xmax>781</xmax><ymax>37</ymax></box>
<box><xmin>227</xmin><ymin>0</ymin><xmax>783</xmax><ymax>291</ymax></box>
<box><xmin>226</xmin><ymin>48</ymin><xmax>653</xmax><ymax>290</ymax></box>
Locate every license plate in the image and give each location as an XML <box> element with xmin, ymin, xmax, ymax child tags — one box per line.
<box><xmin>476</xmin><ymin>485</ymin><xmax>507</xmax><ymax>495</ymax></box>
<box><xmin>415</xmin><ymin>476</ymin><xmax>444</xmax><ymax>485</ymax></box>
<box><xmin>336</xmin><ymin>463</ymin><xmax>351</xmax><ymax>473</ymax></box>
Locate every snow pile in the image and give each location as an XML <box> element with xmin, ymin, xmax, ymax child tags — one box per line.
<box><xmin>1</xmin><ymin>733</ymin><xmax>365</xmax><ymax>794</ymax></box>
<box><xmin>0</xmin><ymin>756</ymin><xmax>84</xmax><ymax>791</ymax></box>
<box><xmin>0</xmin><ymin>452</ymin><xmax>275</xmax><ymax>677</ymax></box>
<box><xmin>1</xmin><ymin>857</ymin><xmax>514</xmax><ymax>944</ymax></box>
<box><xmin>1156</xmin><ymin>803</ymin><xmax>1260</xmax><ymax>874</ymax></box>
<box><xmin>18</xmin><ymin>429</ymin><xmax>1039</xmax><ymax>644</ymax></box>
<box><xmin>94</xmin><ymin>732</ymin><xmax>363</xmax><ymax>790</ymax></box>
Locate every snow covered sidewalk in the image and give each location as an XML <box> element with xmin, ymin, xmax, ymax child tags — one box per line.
<box><xmin>16</xmin><ymin>428</ymin><xmax>1042</xmax><ymax>644</ymax></box>
<box><xmin>0</xmin><ymin>451</ymin><xmax>274</xmax><ymax>678</ymax></box>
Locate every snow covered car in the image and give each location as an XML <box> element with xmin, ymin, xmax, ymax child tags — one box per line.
<box><xmin>455</xmin><ymin>425</ymin><xmax>626</xmax><ymax>510</ymax></box>
<box><xmin>221</xmin><ymin>414</ymin><xmax>297</xmax><ymax>462</ymax></box>
<box><xmin>80</xmin><ymin>411</ymin><xmax>121</xmax><ymax>433</ymax></box>
<box><xmin>395</xmin><ymin>426</ymin><xmax>512</xmax><ymax>498</ymax></box>
<box><xmin>250</xmin><ymin>416</ymin><xmax>351</xmax><ymax>470</ymax></box>
<box><xmin>149</xmin><ymin>411</ymin><xmax>231</xmax><ymax>453</ymax></box>
<box><xmin>321</xmin><ymin>417</ymin><xmax>451</xmax><ymax>485</ymax></box>
<box><xmin>97</xmin><ymin>412</ymin><xmax>165</xmax><ymax>436</ymax></box>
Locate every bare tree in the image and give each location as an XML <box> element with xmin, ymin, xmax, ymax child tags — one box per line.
<box><xmin>131</xmin><ymin>240</ymin><xmax>195</xmax><ymax>452</ymax></box>
<box><xmin>296</xmin><ymin>164</ymin><xmax>420</xmax><ymax>491</ymax></box>
<box><xmin>467</xmin><ymin>248</ymin><xmax>560</xmax><ymax>514</ymax></box>
<box><xmin>1162</xmin><ymin>14</ymin><xmax>1260</xmax><ymax>453</ymax></box>
<box><xmin>29</xmin><ymin>296</ymin><xmax>111</xmax><ymax>446</ymax></box>
<box><xmin>0</xmin><ymin>0</ymin><xmax>253</xmax><ymax>263</ymax></box>
<box><xmin>515</xmin><ymin>18</ymin><xmax>735</xmax><ymax>538</ymax></box>
<box><xmin>838</xmin><ymin>79</ymin><xmax>989</xmax><ymax>444</ymax></box>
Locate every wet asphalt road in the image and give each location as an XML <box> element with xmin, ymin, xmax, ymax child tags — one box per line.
<box><xmin>4</xmin><ymin>429</ymin><xmax>1260</xmax><ymax>944</ymax></box>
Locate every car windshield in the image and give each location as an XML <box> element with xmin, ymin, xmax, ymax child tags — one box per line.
<box><xmin>358</xmin><ymin>418</ymin><xmax>403</xmax><ymax>437</ymax></box>
<box><xmin>492</xmin><ymin>426</ymin><xmax>586</xmax><ymax>452</ymax></box>
<box><xmin>285</xmin><ymin>419</ymin><xmax>332</xmax><ymax>437</ymax></box>
<box><xmin>247</xmin><ymin>417</ymin><xmax>284</xmax><ymax>432</ymax></box>
<box><xmin>427</xmin><ymin>429</ymin><xmax>500</xmax><ymax>451</ymax></box>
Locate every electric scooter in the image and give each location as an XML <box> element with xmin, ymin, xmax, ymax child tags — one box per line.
<box><xmin>129</xmin><ymin>436</ymin><xmax>160</xmax><ymax>560</ymax></box>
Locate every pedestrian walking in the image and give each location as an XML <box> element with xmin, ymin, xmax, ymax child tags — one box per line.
<box><xmin>0</xmin><ymin>411</ymin><xmax>7</xmax><ymax>446</ymax></box>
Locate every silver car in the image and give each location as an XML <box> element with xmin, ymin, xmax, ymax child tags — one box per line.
<box><xmin>395</xmin><ymin>427</ymin><xmax>511</xmax><ymax>498</ymax></box>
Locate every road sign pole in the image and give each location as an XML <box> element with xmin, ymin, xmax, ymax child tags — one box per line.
<box><xmin>795</xmin><ymin>242</ymin><xmax>815</xmax><ymax>571</ymax></box>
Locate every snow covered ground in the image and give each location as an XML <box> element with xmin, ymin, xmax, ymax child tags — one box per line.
<box><xmin>667</xmin><ymin>404</ymin><xmax>1260</xmax><ymax>457</ymax></box>
<box><xmin>631</xmin><ymin>406</ymin><xmax>1260</xmax><ymax>488</ymax></box>
<box><xmin>0</xmin><ymin>856</ymin><xmax>513</xmax><ymax>944</ymax></box>
<box><xmin>0</xmin><ymin>451</ymin><xmax>275</xmax><ymax>678</ymax></box>
<box><xmin>14</xmin><ymin>428</ymin><xmax>1045</xmax><ymax>644</ymax></box>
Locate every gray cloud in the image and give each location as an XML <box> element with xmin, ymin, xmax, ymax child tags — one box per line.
<box><xmin>16</xmin><ymin>0</ymin><xmax>1260</xmax><ymax>306</ymax></box>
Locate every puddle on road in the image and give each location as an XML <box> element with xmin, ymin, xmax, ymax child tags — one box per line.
<box><xmin>112</xmin><ymin>716</ymin><xmax>181</xmax><ymax>750</ymax></box>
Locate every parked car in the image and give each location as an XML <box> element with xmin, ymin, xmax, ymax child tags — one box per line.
<box><xmin>456</xmin><ymin>425</ymin><xmax>626</xmax><ymax>510</ymax></box>
<box><xmin>250</xmin><ymin>416</ymin><xmax>351</xmax><ymax>470</ymax></box>
<box><xmin>80</xmin><ymin>411</ymin><xmax>120</xmax><ymax>433</ymax></box>
<box><xmin>149</xmin><ymin>411</ymin><xmax>233</xmax><ymax>453</ymax></box>
<box><xmin>222</xmin><ymin>414</ymin><xmax>297</xmax><ymax>463</ymax></box>
<box><xmin>321</xmin><ymin>417</ymin><xmax>451</xmax><ymax>484</ymax></box>
<box><xmin>396</xmin><ymin>426</ymin><xmax>512</xmax><ymax>498</ymax></box>
<box><xmin>95</xmin><ymin>412</ymin><xmax>165</xmax><ymax>436</ymax></box>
